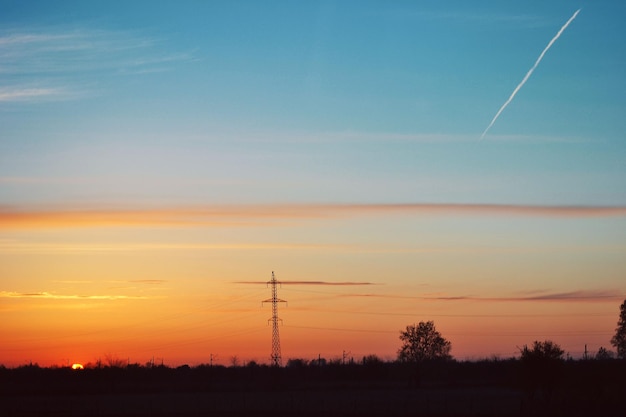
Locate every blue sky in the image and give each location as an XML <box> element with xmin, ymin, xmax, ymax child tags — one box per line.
<box><xmin>2</xmin><ymin>0</ymin><xmax>625</xmax><ymax>207</ymax></box>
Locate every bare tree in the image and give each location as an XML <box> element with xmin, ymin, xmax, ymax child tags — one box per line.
<box><xmin>230</xmin><ymin>355</ymin><xmax>240</xmax><ymax>367</ymax></box>
<box><xmin>104</xmin><ymin>353</ymin><xmax>126</xmax><ymax>368</ymax></box>
<box><xmin>398</xmin><ymin>321</ymin><xmax>452</xmax><ymax>362</ymax></box>
<box><xmin>610</xmin><ymin>299</ymin><xmax>626</xmax><ymax>359</ymax></box>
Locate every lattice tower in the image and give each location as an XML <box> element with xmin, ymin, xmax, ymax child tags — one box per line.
<box><xmin>262</xmin><ymin>271</ymin><xmax>287</xmax><ymax>366</ymax></box>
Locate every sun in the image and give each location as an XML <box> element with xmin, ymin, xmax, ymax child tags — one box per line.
<box><xmin>71</xmin><ymin>363</ymin><xmax>84</xmax><ymax>370</ymax></box>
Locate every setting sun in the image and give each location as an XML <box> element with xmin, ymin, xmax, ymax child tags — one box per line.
<box><xmin>71</xmin><ymin>363</ymin><xmax>84</xmax><ymax>370</ymax></box>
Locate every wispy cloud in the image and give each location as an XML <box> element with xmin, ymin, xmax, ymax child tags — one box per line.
<box><xmin>3</xmin><ymin>240</ymin><xmax>621</xmax><ymax>255</ymax></box>
<box><xmin>0</xmin><ymin>86</ymin><xmax>73</xmax><ymax>102</ymax></box>
<box><xmin>0</xmin><ymin>176</ymin><xmax>93</xmax><ymax>185</ymax></box>
<box><xmin>184</xmin><ymin>131</ymin><xmax>584</xmax><ymax>145</ymax></box>
<box><xmin>427</xmin><ymin>290</ymin><xmax>623</xmax><ymax>303</ymax></box>
<box><xmin>235</xmin><ymin>281</ymin><xmax>376</xmax><ymax>286</ymax></box>
<box><xmin>0</xmin><ymin>26</ymin><xmax>193</xmax><ymax>103</ymax></box>
<box><xmin>339</xmin><ymin>289</ymin><xmax>624</xmax><ymax>303</ymax></box>
<box><xmin>0</xmin><ymin>241</ymin><xmax>348</xmax><ymax>253</ymax></box>
<box><xmin>0</xmin><ymin>28</ymin><xmax>169</xmax><ymax>73</ymax></box>
<box><xmin>1</xmin><ymin>203</ymin><xmax>625</xmax><ymax>229</ymax></box>
<box><xmin>0</xmin><ymin>291</ymin><xmax>150</xmax><ymax>300</ymax></box>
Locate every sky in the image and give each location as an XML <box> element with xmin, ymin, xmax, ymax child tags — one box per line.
<box><xmin>1</xmin><ymin>0</ymin><xmax>625</xmax><ymax>367</ymax></box>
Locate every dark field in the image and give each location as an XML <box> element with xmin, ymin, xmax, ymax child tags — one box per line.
<box><xmin>2</xmin><ymin>359</ymin><xmax>625</xmax><ymax>417</ymax></box>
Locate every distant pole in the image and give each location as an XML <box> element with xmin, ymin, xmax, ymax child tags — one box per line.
<box><xmin>262</xmin><ymin>271</ymin><xmax>287</xmax><ymax>367</ymax></box>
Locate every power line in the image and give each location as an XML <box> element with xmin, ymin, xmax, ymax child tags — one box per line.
<box><xmin>284</xmin><ymin>325</ymin><xmax>614</xmax><ymax>338</ymax></box>
<box><xmin>286</xmin><ymin>325</ymin><xmax>396</xmax><ymax>334</ymax></box>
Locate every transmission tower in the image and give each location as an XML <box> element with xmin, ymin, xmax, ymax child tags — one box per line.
<box><xmin>262</xmin><ymin>271</ymin><xmax>287</xmax><ymax>367</ymax></box>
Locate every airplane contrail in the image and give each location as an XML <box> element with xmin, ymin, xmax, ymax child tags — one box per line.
<box><xmin>480</xmin><ymin>9</ymin><xmax>581</xmax><ymax>140</ymax></box>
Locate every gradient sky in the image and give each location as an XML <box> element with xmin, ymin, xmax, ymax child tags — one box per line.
<box><xmin>1</xmin><ymin>1</ymin><xmax>625</xmax><ymax>367</ymax></box>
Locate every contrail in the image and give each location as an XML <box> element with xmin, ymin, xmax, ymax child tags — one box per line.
<box><xmin>480</xmin><ymin>9</ymin><xmax>581</xmax><ymax>140</ymax></box>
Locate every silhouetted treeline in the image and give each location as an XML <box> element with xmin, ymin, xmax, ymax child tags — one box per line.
<box><xmin>1</xmin><ymin>358</ymin><xmax>625</xmax><ymax>416</ymax></box>
<box><xmin>0</xmin><ymin>359</ymin><xmax>518</xmax><ymax>395</ymax></box>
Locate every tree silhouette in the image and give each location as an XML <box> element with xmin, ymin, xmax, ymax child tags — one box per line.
<box><xmin>610</xmin><ymin>299</ymin><xmax>626</xmax><ymax>359</ymax></box>
<box><xmin>596</xmin><ymin>346</ymin><xmax>614</xmax><ymax>360</ymax></box>
<box><xmin>398</xmin><ymin>321</ymin><xmax>452</xmax><ymax>362</ymax></box>
<box><xmin>520</xmin><ymin>340</ymin><xmax>564</xmax><ymax>362</ymax></box>
<box><xmin>519</xmin><ymin>340</ymin><xmax>564</xmax><ymax>399</ymax></box>
<box><xmin>104</xmin><ymin>353</ymin><xmax>127</xmax><ymax>368</ymax></box>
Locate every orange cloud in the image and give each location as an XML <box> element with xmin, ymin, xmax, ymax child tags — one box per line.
<box><xmin>1</xmin><ymin>203</ymin><xmax>625</xmax><ymax>229</ymax></box>
<box><xmin>337</xmin><ymin>289</ymin><xmax>624</xmax><ymax>303</ymax></box>
<box><xmin>235</xmin><ymin>280</ymin><xmax>376</xmax><ymax>286</ymax></box>
<box><xmin>0</xmin><ymin>241</ymin><xmax>349</xmax><ymax>253</ymax></box>
<box><xmin>0</xmin><ymin>291</ymin><xmax>153</xmax><ymax>300</ymax></box>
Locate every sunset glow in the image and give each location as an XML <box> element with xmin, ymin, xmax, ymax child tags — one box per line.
<box><xmin>2</xmin><ymin>206</ymin><xmax>623</xmax><ymax>366</ymax></box>
<box><xmin>1</xmin><ymin>2</ymin><xmax>625</xmax><ymax>368</ymax></box>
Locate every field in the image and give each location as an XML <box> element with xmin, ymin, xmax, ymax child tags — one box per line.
<box><xmin>2</xmin><ymin>359</ymin><xmax>625</xmax><ymax>416</ymax></box>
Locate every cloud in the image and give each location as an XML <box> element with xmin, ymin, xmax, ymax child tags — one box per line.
<box><xmin>0</xmin><ymin>28</ymin><xmax>163</xmax><ymax>73</ymax></box>
<box><xmin>0</xmin><ymin>177</ymin><xmax>92</xmax><ymax>185</ymax></box>
<box><xmin>172</xmin><ymin>130</ymin><xmax>583</xmax><ymax>145</ymax></box>
<box><xmin>0</xmin><ymin>87</ymin><xmax>71</xmax><ymax>102</ymax></box>
<box><xmin>0</xmin><ymin>27</ymin><xmax>193</xmax><ymax>102</ymax></box>
<box><xmin>1</xmin><ymin>203</ymin><xmax>625</xmax><ymax>230</ymax></box>
<box><xmin>502</xmin><ymin>290</ymin><xmax>623</xmax><ymax>302</ymax></box>
<box><xmin>0</xmin><ymin>291</ymin><xmax>150</xmax><ymax>300</ymax></box>
<box><xmin>0</xmin><ymin>32</ymin><xmax>82</xmax><ymax>47</ymax></box>
<box><xmin>283</xmin><ymin>281</ymin><xmax>375</xmax><ymax>286</ymax></box>
<box><xmin>423</xmin><ymin>289</ymin><xmax>623</xmax><ymax>303</ymax></box>
<box><xmin>235</xmin><ymin>281</ymin><xmax>376</xmax><ymax>286</ymax></box>
<box><xmin>0</xmin><ymin>241</ymin><xmax>350</xmax><ymax>253</ymax></box>
<box><xmin>337</xmin><ymin>289</ymin><xmax>623</xmax><ymax>303</ymax></box>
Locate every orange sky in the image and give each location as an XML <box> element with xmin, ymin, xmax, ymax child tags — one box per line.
<box><xmin>1</xmin><ymin>204</ymin><xmax>624</xmax><ymax>367</ymax></box>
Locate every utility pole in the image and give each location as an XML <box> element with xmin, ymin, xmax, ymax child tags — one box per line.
<box><xmin>262</xmin><ymin>271</ymin><xmax>287</xmax><ymax>367</ymax></box>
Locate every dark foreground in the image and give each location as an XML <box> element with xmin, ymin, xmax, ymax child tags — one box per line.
<box><xmin>2</xmin><ymin>359</ymin><xmax>625</xmax><ymax>416</ymax></box>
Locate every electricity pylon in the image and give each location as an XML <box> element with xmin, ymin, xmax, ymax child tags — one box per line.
<box><xmin>262</xmin><ymin>271</ymin><xmax>287</xmax><ymax>367</ymax></box>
